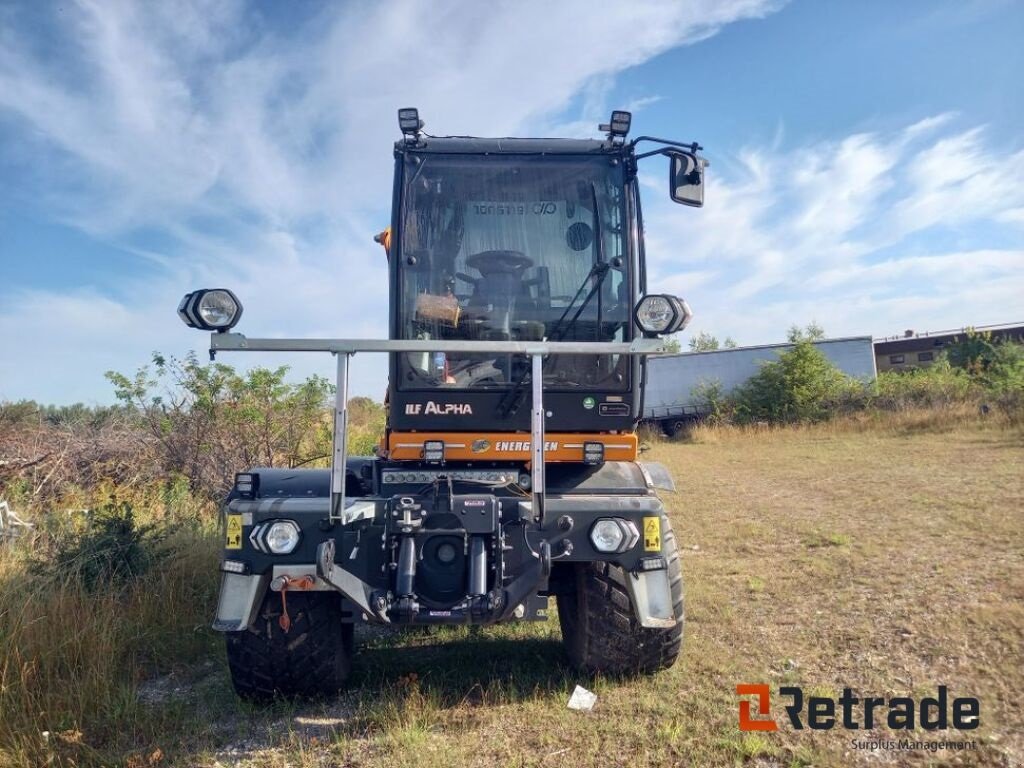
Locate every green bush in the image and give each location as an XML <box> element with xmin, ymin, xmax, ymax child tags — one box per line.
<box><xmin>977</xmin><ymin>340</ymin><xmax>1024</xmax><ymax>393</ymax></box>
<box><xmin>872</xmin><ymin>359</ymin><xmax>975</xmax><ymax>410</ymax></box>
<box><xmin>691</xmin><ymin>379</ymin><xmax>731</xmax><ymax>424</ymax></box>
<box><xmin>39</xmin><ymin>499</ymin><xmax>168</xmax><ymax>591</ymax></box>
<box><xmin>107</xmin><ymin>352</ymin><xmax>334</xmax><ymax>498</ymax></box>
<box><xmin>733</xmin><ymin>340</ymin><xmax>854</xmax><ymax>423</ymax></box>
<box><xmin>348</xmin><ymin>396</ymin><xmax>387</xmax><ymax>456</ymax></box>
<box><xmin>943</xmin><ymin>330</ymin><xmax>1024</xmax><ymax>392</ymax></box>
<box><xmin>695</xmin><ymin>333</ymin><xmax>1023</xmax><ymax>426</ymax></box>
<box><xmin>945</xmin><ymin>329</ymin><xmax>998</xmax><ymax>372</ymax></box>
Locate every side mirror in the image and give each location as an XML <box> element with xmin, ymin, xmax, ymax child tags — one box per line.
<box><xmin>668</xmin><ymin>150</ymin><xmax>705</xmax><ymax>207</ymax></box>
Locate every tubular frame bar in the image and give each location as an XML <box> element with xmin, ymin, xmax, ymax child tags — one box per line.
<box><xmin>208</xmin><ymin>332</ymin><xmax>671</xmax><ymax>525</ymax></box>
<box><xmin>330</xmin><ymin>353</ymin><xmax>351</xmax><ymax>521</ymax></box>
<box><xmin>530</xmin><ymin>353</ymin><xmax>546</xmax><ymax>521</ymax></box>
<box><xmin>211</xmin><ymin>333</ymin><xmax>666</xmax><ymax>356</ymax></box>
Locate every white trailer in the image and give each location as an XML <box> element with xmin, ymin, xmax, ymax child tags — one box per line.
<box><xmin>642</xmin><ymin>336</ymin><xmax>877</xmax><ymax>434</ymax></box>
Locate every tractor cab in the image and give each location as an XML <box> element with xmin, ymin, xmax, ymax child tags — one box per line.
<box><xmin>385</xmin><ymin>110</ymin><xmax>705</xmax><ymax>461</ymax></box>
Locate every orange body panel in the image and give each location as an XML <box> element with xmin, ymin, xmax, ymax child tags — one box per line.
<box><xmin>385</xmin><ymin>432</ymin><xmax>638</xmax><ymax>463</ymax></box>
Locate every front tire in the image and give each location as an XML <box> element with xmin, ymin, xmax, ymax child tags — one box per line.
<box><xmin>557</xmin><ymin>514</ymin><xmax>684</xmax><ymax>674</ymax></box>
<box><xmin>225</xmin><ymin>591</ymin><xmax>353</xmax><ymax>700</ymax></box>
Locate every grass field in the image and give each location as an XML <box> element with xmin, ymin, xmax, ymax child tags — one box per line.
<box><xmin>3</xmin><ymin>413</ymin><xmax>1022</xmax><ymax>767</ymax></box>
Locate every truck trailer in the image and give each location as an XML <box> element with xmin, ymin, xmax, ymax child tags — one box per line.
<box><xmin>643</xmin><ymin>337</ymin><xmax>877</xmax><ymax>435</ymax></box>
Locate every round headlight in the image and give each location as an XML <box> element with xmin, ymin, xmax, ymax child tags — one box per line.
<box><xmin>590</xmin><ymin>519</ymin><xmax>625</xmax><ymax>553</ymax></box>
<box><xmin>265</xmin><ymin>520</ymin><xmax>301</xmax><ymax>554</ymax></box>
<box><xmin>635</xmin><ymin>294</ymin><xmax>693</xmax><ymax>336</ymax></box>
<box><xmin>635</xmin><ymin>295</ymin><xmax>675</xmax><ymax>333</ymax></box>
<box><xmin>179</xmin><ymin>288</ymin><xmax>244</xmax><ymax>331</ymax></box>
<box><xmin>198</xmin><ymin>290</ymin><xmax>240</xmax><ymax>328</ymax></box>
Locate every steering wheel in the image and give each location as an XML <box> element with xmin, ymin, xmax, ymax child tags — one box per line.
<box><xmin>465</xmin><ymin>250</ymin><xmax>535</xmax><ymax>277</ymax></box>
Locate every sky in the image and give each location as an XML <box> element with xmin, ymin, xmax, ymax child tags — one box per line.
<box><xmin>0</xmin><ymin>0</ymin><xmax>1022</xmax><ymax>404</ymax></box>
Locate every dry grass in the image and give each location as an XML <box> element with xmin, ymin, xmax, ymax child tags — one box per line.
<box><xmin>0</xmin><ymin>523</ymin><xmax>222</xmax><ymax>767</ymax></box>
<box><xmin>2</xmin><ymin>412</ymin><xmax>1022</xmax><ymax>767</ymax></box>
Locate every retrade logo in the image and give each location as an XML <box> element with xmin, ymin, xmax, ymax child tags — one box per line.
<box><xmin>736</xmin><ymin>685</ymin><xmax>979</xmax><ymax>732</ymax></box>
<box><xmin>737</xmin><ymin>684</ymin><xmax>778</xmax><ymax>731</ymax></box>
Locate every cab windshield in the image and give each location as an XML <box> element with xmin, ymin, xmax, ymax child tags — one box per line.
<box><xmin>397</xmin><ymin>154</ymin><xmax>630</xmax><ymax>390</ymax></box>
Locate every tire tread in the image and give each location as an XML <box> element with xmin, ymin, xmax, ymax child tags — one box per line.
<box><xmin>557</xmin><ymin>515</ymin><xmax>684</xmax><ymax>674</ymax></box>
<box><xmin>225</xmin><ymin>591</ymin><xmax>352</xmax><ymax>700</ymax></box>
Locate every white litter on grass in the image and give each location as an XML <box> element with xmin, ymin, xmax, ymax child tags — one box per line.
<box><xmin>567</xmin><ymin>685</ymin><xmax>597</xmax><ymax>711</ymax></box>
<box><xmin>0</xmin><ymin>500</ymin><xmax>34</xmax><ymax>540</ymax></box>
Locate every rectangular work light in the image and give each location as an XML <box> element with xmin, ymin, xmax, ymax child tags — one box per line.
<box><xmin>582</xmin><ymin>441</ymin><xmax>605</xmax><ymax>466</ymax></box>
<box><xmin>423</xmin><ymin>440</ymin><xmax>445</xmax><ymax>465</ymax></box>
<box><xmin>609</xmin><ymin>110</ymin><xmax>631</xmax><ymax>136</ymax></box>
<box><xmin>234</xmin><ymin>472</ymin><xmax>258</xmax><ymax>498</ymax></box>
<box><xmin>398</xmin><ymin>107</ymin><xmax>421</xmax><ymax>135</ymax></box>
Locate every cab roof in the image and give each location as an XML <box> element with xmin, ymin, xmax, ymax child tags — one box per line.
<box><xmin>395</xmin><ymin>136</ymin><xmax>623</xmax><ymax>156</ymax></box>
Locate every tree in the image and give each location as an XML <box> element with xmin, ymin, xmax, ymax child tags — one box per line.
<box><xmin>107</xmin><ymin>353</ymin><xmax>333</xmax><ymax>498</ymax></box>
<box><xmin>662</xmin><ymin>338</ymin><xmax>682</xmax><ymax>354</ymax></box>
<box><xmin>733</xmin><ymin>339</ymin><xmax>849</xmax><ymax>423</ymax></box>
<box><xmin>946</xmin><ymin>331</ymin><xmax>1024</xmax><ymax>394</ymax></box>
<box><xmin>787</xmin><ymin>322</ymin><xmax>826</xmax><ymax>343</ymax></box>
<box><xmin>723</xmin><ymin>337</ymin><xmax>738</xmax><ymax>349</ymax></box>
<box><xmin>946</xmin><ymin>329</ymin><xmax>996</xmax><ymax>374</ymax></box>
<box><xmin>688</xmin><ymin>331</ymin><xmax>721</xmax><ymax>352</ymax></box>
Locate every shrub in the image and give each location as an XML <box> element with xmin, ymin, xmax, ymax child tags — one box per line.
<box><xmin>945</xmin><ymin>329</ymin><xmax>998</xmax><ymax>373</ymax></box>
<box><xmin>39</xmin><ymin>499</ymin><xmax>167</xmax><ymax>591</ymax></box>
<box><xmin>944</xmin><ymin>331</ymin><xmax>1024</xmax><ymax>393</ymax></box>
<box><xmin>348</xmin><ymin>397</ymin><xmax>387</xmax><ymax>456</ymax></box>
<box><xmin>733</xmin><ymin>340</ymin><xmax>852</xmax><ymax>423</ymax></box>
<box><xmin>872</xmin><ymin>359</ymin><xmax>975</xmax><ymax>410</ymax></box>
<box><xmin>979</xmin><ymin>340</ymin><xmax>1024</xmax><ymax>394</ymax></box>
<box><xmin>107</xmin><ymin>353</ymin><xmax>334</xmax><ymax>499</ymax></box>
<box><xmin>691</xmin><ymin>379</ymin><xmax>731</xmax><ymax>424</ymax></box>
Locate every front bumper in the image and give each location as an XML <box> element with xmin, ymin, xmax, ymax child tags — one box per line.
<box><xmin>213</xmin><ymin>486</ymin><xmax>676</xmax><ymax>631</ymax></box>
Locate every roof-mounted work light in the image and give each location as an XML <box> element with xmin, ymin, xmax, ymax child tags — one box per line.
<box><xmin>600</xmin><ymin>110</ymin><xmax>631</xmax><ymax>140</ymax></box>
<box><xmin>177</xmin><ymin>289</ymin><xmax>243</xmax><ymax>332</ymax></box>
<box><xmin>398</xmin><ymin>107</ymin><xmax>423</xmax><ymax>140</ymax></box>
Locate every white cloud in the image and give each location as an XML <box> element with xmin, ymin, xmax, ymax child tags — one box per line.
<box><xmin>641</xmin><ymin>117</ymin><xmax>1024</xmax><ymax>347</ymax></box>
<box><xmin>0</xmin><ymin>0</ymin><xmax>780</xmax><ymax>403</ymax></box>
<box><xmin>3</xmin><ymin>2</ymin><xmax>1020</xmax><ymax>406</ymax></box>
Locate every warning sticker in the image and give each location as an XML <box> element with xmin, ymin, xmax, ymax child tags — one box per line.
<box><xmin>643</xmin><ymin>516</ymin><xmax>661</xmax><ymax>552</ymax></box>
<box><xmin>225</xmin><ymin>514</ymin><xmax>243</xmax><ymax>549</ymax></box>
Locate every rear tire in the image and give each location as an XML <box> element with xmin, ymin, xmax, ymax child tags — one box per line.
<box><xmin>557</xmin><ymin>514</ymin><xmax>684</xmax><ymax>674</ymax></box>
<box><xmin>226</xmin><ymin>591</ymin><xmax>353</xmax><ymax>700</ymax></box>
<box><xmin>662</xmin><ymin>419</ymin><xmax>686</xmax><ymax>437</ymax></box>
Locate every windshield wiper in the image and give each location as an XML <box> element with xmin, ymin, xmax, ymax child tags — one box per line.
<box><xmin>496</xmin><ymin>185</ymin><xmax>609</xmax><ymax>418</ymax></box>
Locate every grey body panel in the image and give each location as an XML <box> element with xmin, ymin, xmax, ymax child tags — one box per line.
<box><xmin>643</xmin><ymin>336</ymin><xmax>877</xmax><ymax>420</ymax></box>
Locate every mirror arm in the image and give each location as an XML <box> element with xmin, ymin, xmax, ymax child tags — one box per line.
<box><xmin>631</xmin><ymin>136</ymin><xmax>704</xmax><ymax>160</ymax></box>
<box><xmin>634</xmin><ymin>147</ymin><xmax>671</xmax><ymax>161</ymax></box>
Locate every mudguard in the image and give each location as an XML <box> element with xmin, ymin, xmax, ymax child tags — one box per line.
<box><xmin>213</xmin><ymin>573</ymin><xmax>269</xmax><ymax>632</ymax></box>
<box><xmin>624</xmin><ymin>567</ymin><xmax>676</xmax><ymax>628</ymax></box>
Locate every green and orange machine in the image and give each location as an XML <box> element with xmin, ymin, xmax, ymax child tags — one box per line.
<box><xmin>178</xmin><ymin>108</ymin><xmax>706</xmax><ymax>698</ymax></box>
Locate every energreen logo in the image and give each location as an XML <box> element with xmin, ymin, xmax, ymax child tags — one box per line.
<box><xmin>582</xmin><ymin>397</ymin><xmax>596</xmax><ymax>410</ymax></box>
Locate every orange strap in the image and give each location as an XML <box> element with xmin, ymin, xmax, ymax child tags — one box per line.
<box><xmin>278</xmin><ymin>575</ymin><xmax>316</xmax><ymax>633</ymax></box>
